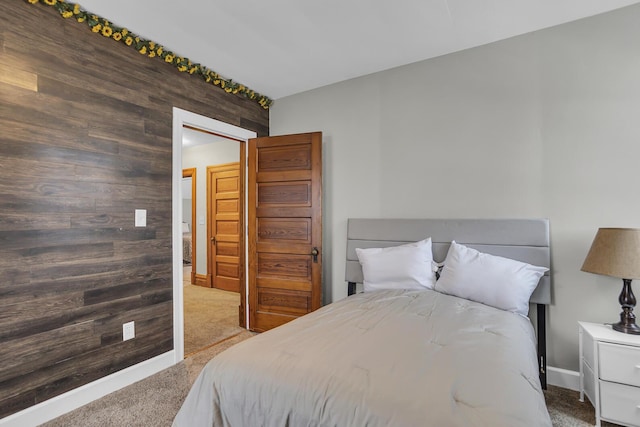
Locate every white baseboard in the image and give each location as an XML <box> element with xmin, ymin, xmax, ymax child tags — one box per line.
<box><xmin>547</xmin><ymin>365</ymin><xmax>580</xmax><ymax>391</ymax></box>
<box><xmin>0</xmin><ymin>351</ymin><xmax>177</xmax><ymax>427</ymax></box>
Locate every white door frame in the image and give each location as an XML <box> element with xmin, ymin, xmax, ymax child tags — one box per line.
<box><xmin>172</xmin><ymin>107</ymin><xmax>256</xmax><ymax>362</ymax></box>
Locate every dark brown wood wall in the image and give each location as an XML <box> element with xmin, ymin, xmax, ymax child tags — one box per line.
<box><xmin>0</xmin><ymin>2</ymin><xmax>269</xmax><ymax>418</ymax></box>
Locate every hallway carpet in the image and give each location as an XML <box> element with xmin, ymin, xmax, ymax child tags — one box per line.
<box><xmin>183</xmin><ymin>283</ymin><xmax>244</xmax><ymax>356</ymax></box>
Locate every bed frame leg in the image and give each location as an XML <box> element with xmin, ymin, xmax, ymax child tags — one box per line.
<box><xmin>537</xmin><ymin>304</ymin><xmax>547</xmax><ymax>390</ymax></box>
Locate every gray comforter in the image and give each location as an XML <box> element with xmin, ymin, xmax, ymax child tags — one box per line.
<box><xmin>173</xmin><ymin>289</ymin><xmax>551</xmax><ymax>426</ymax></box>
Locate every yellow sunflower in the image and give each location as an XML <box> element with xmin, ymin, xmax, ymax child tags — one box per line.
<box><xmin>112</xmin><ymin>32</ymin><xmax>122</xmax><ymax>41</ymax></box>
<box><xmin>44</xmin><ymin>0</ymin><xmax>56</xmax><ymax>5</ymax></box>
<box><xmin>73</xmin><ymin>4</ymin><xmax>80</xmax><ymax>14</ymax></box>
<box><xmin>139</xmin><ymin>46</ymin><xmax>147</xmax><ymax>55</ymax></box>
<box><xmin>91</xmin><ymin>24</ymin><xmax>102</xmax><ymax>33</ymax></box>
<box><xmin>62</xmin><ymin>11</ymin><xmax>73</xmax><ymax>18</ymax></box>
<box><xmin>125</xmin><ymin>36</ymin><xmax>133</xmax><ymax>46</ymax></box>
<box><xmin>101</xmin><ymin>26</ymin><xmax>113</xmax><ymax>37</ymax></box>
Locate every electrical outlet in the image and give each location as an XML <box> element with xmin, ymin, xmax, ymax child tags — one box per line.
<box><xmin>123</xmin><ymin>321</ymin><xmax>135</xmax><ymax>341</ymax></box>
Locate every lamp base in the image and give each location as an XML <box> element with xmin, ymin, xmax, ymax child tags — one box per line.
<box><xmin>612</xmin><ymin>321</ymin><xmax>640</xmax><ymax>335</ymax></box>
<box><xmin>612</xmin><ymin>279</ymin><xmax>640</xmax><ymax>335</ymax></box>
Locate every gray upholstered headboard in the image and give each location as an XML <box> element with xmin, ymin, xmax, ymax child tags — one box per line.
<box><xmin>345</xmin><ymin>218</ymin><xmax>551</xmax><ymax>305</ymax></box>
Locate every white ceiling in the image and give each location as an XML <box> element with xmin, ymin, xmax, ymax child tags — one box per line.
<box><xmin>79</xmin><ymin>0</ymin><xmax>640</xmax><ymax>100</ymax></box>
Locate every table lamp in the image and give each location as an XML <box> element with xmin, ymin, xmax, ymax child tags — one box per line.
<box><xmin>581</xmin><ymin>228</ymin><xmax>640</xmax><ymax>335</ymax></box>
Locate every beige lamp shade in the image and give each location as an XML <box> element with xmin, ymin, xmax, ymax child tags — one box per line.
<box><xmin>581</xmin><ymin>228</ymin><xmax>640</xmax><ymax>280</ymax></box>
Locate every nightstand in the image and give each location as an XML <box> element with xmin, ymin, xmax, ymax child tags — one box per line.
<box><xmin>579</xmin><ymin>321</ymin><xmax>640</xmax><ymax>427</ymax></box>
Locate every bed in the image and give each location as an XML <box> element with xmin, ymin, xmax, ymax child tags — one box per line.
<box><xmin>173</xmin><ymin>218</ymin><xmax>552</xmax><ymax>426</ymax></box>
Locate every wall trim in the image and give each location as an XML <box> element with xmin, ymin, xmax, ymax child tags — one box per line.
<box><xmin>194</xmin><ymin>273</ymin><xmax>208</xmax><ymax>287</ymax></box>
<box><xmin>547</xmin><ymin>366</ymin><xmax>580</xmax><ymax>391</ymax></box>
<box><xmin>172</xmin><ymin>107</ymin><xmax>256</xmax><ymax>362</ymax></box>
<box><xmin>0</xmin><ymin>351</ymin><xmax>175</xmax><ymax>427</ymax></box>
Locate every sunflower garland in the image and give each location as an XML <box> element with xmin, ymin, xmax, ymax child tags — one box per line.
<box><xmin>26</xmin><ymin>0</ymin><xmax>273</xmax><ymax>109</ymax></box>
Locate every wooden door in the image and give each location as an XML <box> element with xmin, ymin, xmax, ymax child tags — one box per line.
<box><xmin>248</xmin><ymin>132</ymin><xmax>322</xmax><ymax>332</ymax></box>
<box><xmin>207</xmin><ymin>163</ymin><xmax>241</xmax><ymax>293</ymax></box>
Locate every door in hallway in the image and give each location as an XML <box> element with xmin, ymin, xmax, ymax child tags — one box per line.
<box><xmin>207</xmin><ymin>162</ymin><xmax>241</xmax><ymax>293</ymax></box>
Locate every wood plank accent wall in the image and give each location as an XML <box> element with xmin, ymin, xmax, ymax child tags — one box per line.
<box><xmin>0</xmin><ymin>3</ymin><xmax>268</xmax><ymax>418</ymax></box>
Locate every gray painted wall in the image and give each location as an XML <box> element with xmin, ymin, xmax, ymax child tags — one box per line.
<box><xmin>269</xmin><ymin>4</ymin><xmax>640</xmax><ymax>372</ymax></box>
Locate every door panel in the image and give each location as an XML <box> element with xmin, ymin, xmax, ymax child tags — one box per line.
<box><xmin>257</xmin><ymin>218</ymin><xmax>312</xmax><ymax>244</ymax></box>
<box><xmin>258</xmin><ymin>288</ymin><xmax>311</xmax><ymax>314</ymax></box>
<box><xmin>207</xmin><ymin>163</ymin><xmax>241</xmax><ymax>293</ymax></box>
<box><xmin>258</xmin><ymin>182</ymin><xmax>312</xmax><ymax>207</ymax></box>
<box><xmin>257</xmin><ymin>253</ymin><xmax>312</xmax><ymax>290</ymax></box>
<box><xmin>248</xmin><ymin>132</ymin><xmax>322</xmax><ymax>332</ymax></box>
<box><xmin>258</xmin><ymin>145</ymin><xmax>312</xmax><ymax>171</ymax></box>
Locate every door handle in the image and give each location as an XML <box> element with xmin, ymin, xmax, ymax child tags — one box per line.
<box><xmin>311</xmin><ymin>247</ymin><xmax>319</xmax><ymax>263</ymax></box>
<box><xmin>211</xmin><ymin>236</ymin><xmax>216</xmax><ymax>244</ymax></box>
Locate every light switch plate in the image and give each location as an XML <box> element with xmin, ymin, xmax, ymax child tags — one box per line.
<box><xmin>135</xmin><ymin>209</ymin><xmax>147</xmax><ymax>227</ymax></box>
<box><xmin>123</xmin><ymin>321</ymin><xmax>135</xmax><ymax>341</ymax></box>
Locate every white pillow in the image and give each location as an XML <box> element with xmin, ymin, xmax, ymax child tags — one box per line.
<box><xmin>356</xmin><ymin>238</ymin><xmax>436</xmax><ymax>292</ymax></box>
<box><xmin>435</xmin><ymin>241</ymin><xmax>548</xmax><ymax>316</ymax></box>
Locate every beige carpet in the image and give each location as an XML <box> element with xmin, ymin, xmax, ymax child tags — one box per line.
<box><xmin>183</xmin><ymin>282</ymin><xmax>244</xmax><ymax>356</ymax></box>
<box><xmin>544</xmin><ymin>385</ymin><xmax>621</xmax><ymax>427</ymax></box>
<box><xmin>42</xmin><ymin>327</ymin><xmax>623</xmax><ymax>427</ymax></box>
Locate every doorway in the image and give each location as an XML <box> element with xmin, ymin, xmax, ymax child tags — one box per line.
<box><xmin>172</xmin><ymin>108</ymin><xmax>257</xmax><ymax>362</ymax></box>
<box><xmin>182</xmin><ymin>129</ymin><xmax>244</xmax><ymax>356</ymax></box>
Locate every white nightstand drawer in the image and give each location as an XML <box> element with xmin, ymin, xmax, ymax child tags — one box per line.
<box><xmin>599</xmin><ymin>342</ymin><xmax>640</xmax><ymax>387</ymax></box>
<box><xmin>600</xmin><ymin>381</ymin><xmax>640</xmax><ymax>426</ymax></box>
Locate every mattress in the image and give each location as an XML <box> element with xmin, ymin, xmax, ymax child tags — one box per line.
<box><xmin>173</xmin><ymin>289</ymin><xmax>551</xmax><ymax>426</ymax></box>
